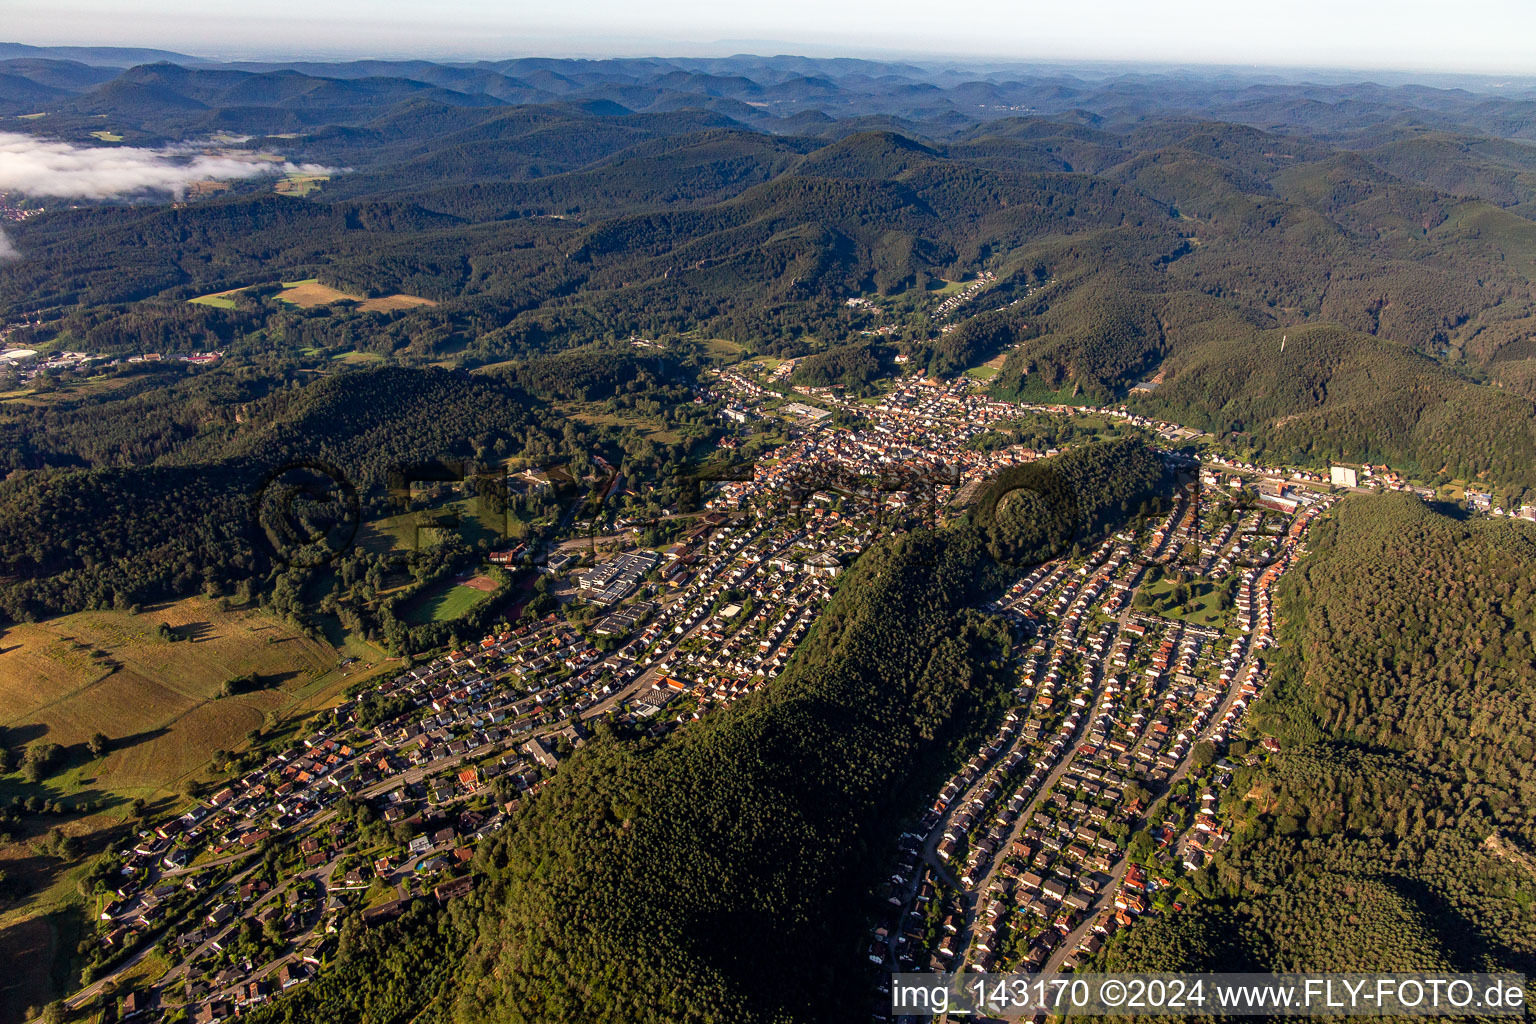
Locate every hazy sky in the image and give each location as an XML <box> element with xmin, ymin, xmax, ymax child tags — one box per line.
<box><xmin>9</xmin><ymin>0</ymin><xmax>1536</xmax><ymax>75</ymax></box>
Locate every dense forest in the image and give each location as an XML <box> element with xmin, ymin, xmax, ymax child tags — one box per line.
<box><xmin>0</xmin><ymin>366</ymin><xmax>565</xmax><ymax>621</ymax></box>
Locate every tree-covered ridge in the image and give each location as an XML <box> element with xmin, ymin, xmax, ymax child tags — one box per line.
<box><xmin>1273</xmin><ymin>494</ymin><xmax>1536</xmax><ymax>801</ymax></box>
<box><xmin>451</xmin><ymin>441</ymin><xmax>1165</xmax><ymax>1023</ymax></box>
<box><xmin>790</xmin><ymin>339</ymin><xmax>887</xmax><ymax>387</ymax></box>
<box><xmin>0</xmin><ymin>366</ymin><xmax>558</xmax><ymax>621</ymax></box>
<box><xmin>977</xmin><ymin>436</ymin><xmax>1165</xmax><ymax>565</ymax></box>
<box><xmin>455</xmin><ymin>524</ymin><xmax>1011</xmax><ymax>1024</ymax></box>
<box><xmin>14</xmin><ymin>102</ymin><xmax>1536</xmax><ymax>494</ymax></box>
<box><xmin>1097</xmin><ymin>494</ymin><xmax>1536</xmax><ymax>983</ymax></box>
<box><xmin>496</xmin><ymin>344</ymin><xmax>684</xmax><ymax>401</ymax></box>
<box><xmin>1136</xmin><ymin>321</ymin><xmax>1536</xmax><ymax>491</ymax></box>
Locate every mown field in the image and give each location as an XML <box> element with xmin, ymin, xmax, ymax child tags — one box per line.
<box><xmin>189</xmin><ymin>278</ymin><xmax>436</xmax><ymax>314</ymax></box>
<box><xmin>0</xmin><ymin>596</ymin><xmax>392</xmax><ymax>1017</ymax></box>
<box><xmin>397</xmin><ymin>571</ymin><xmax>506</xmax><ymax>626</ymax></box>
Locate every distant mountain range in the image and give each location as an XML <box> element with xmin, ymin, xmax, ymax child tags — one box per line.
<box><xmin>6</xmin><ymin>43</ymin><xmax>1536</xmax><ymax>147</ymax></box>
<box><xmin>0</xmin><ymin>41</ymin><xmax>207</xmax><ymax>67</ymax></box>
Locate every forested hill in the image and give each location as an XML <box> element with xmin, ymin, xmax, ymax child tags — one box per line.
<box><xmin>445</xmin><ymin>440</ymin><xmax>1165</xmax><ymax>1024</ymax></box>
<box><xmin>1099</xmin><ymin>494</ymin><xmax>1536</xmax><ymax>978</ymax></box>
<box><xmin>0</xmin><ymin>366</ymin><xmax>561</xmax><ymax>622</ymax></box>
<box><xmin>9</xmin><ymin>50</ymin><xmax>1536</xmax><ymax>1020</ymax></box>
<box><xmin>12</xmin><ymin>64</ymin><xmax>1536</xmax><ymax>493</ymax></box>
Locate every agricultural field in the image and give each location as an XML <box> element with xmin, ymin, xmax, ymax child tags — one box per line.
<box><xmin>187</xmin><ymin>279</ymin><xmax>436</xmax><ymax>314</ymax></box>
<box><xmin>88</xmin><ymin>130</ymin><xmax>123</xmax><ymax>142</ymax></box>
<box><xmin>0</xmin><ymin>597</ymin><xmax>345</xmax><ymax>799</ymax></box>
<box><xmin>0</xmin><ymin>915</ymin><xmax>59</xmax><ymax>1023</ymax></box>
<box><xmin>0</xmin><ymin>597</ymin><xmax>387</xmax><ymax>1017</ymax></box>
<box><xmin>275</xmin><ymin>278</ymin><xmax>435</xmax><ymax>313</ymax></box>
<box><xmin>273</xmin><ymin>172</ymin><xmax>329</xmax><ymax>196</ymax></box>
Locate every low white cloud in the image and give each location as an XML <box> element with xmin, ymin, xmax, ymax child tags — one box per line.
<box><xmin>0</xmin><ymin>132</ymin><xmax>337</xmax><ymax>201</ymax></box>
<box><xmin>0</xmin><ymin>227</ymin><xmax>17</xmax><ymax>262</ymax></box>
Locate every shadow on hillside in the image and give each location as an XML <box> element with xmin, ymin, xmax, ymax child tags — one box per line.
<box><xmin>3</xmin><ymin>723</ymin><xmax>49</xmax><ymax>746</ymax></box>
<box><xmin>169</xmin><ymin>621</ymin><xmax>216</xmax><ymax>643</ymax></box>
<box><xmin>1423</xmin><ymin>499</ymin><xmax>1470</xmax><ymax>521</ymax></box>
<box><xmin>0</xmin><ymin>913</ymin><xmax>54</xmax><ymax>1024</ymax></box>
<box><xmin>64</xmin><ymin>728</ymin><xmax>170</xmax><ymax>766</ymax></box>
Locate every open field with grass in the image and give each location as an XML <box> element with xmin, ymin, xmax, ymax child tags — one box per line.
<box><xmin>0</xmin><ymin>597</ymin><xmax>340</xmax><ymax>796</ymax></box>
<box><xmin>88</xmin><ymin>129</ymin><xmax>123</xmax><ymax>142</ymax></box>
<box><xmin>398</xmin><ymin>571</ymin><xmax>505</xmax><ymax>626</ymax></box>
<box><xmin>188</xmin><ymin>288</ymin><xmax>240</xmax><ymax>309</ymax></box>
<box><xmin>557</xmin><ymin>402</ymin><xmax>681</xmax><ymax>443</ymax></box>
<box><xmin>274</xmin><ymin>172</ymin><xmax>329</xmax><ymax>196</ymax></box>
<box><xmin>0</xmin><ymin>376</ymin><xmax>137</xmax><ymax>409</ymax></box>
<box><xmin>188</xmin><ymin>279</ymin><xmax>436</xmax><ymax>314</ymax></box>
<box><xmin>0</xmin><ymin>913</ymin><xmax>59</xmax><ymax>1022</ymax></box>
<box><xmin>1137</xmin><ymin>577</ymin><xmax>1232</xmax><ymax>628</ymax></box>
<box><xmin>700</xmin><ymin>337</ymin><xmax>745</xmax><ymax>363</ymax></box>
<box><xmin>357</xmin><ymin>495</ymin><xmax>517</xmax><ymax>555</ymax></box>
<box><xmin>332</xmin><ymin>349</ymin><xmax>386</xmax><ymax>365</ymax></box>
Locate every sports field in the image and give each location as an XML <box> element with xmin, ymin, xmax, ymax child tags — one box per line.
<box><xmin>398</xmin><ymin>573</ymin><xmax>503</xmax><ymax>625</ymax></box>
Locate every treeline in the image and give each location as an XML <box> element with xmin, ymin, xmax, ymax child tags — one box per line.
<box><xmin>1138</xmin><ymin>320</ymin><xmax>1536</xmax><ymax>496</ymax></box>
<box><xmin>497</xmin><ymin>345</ymin><xmax>685</xmax><ymax>402</ymax></box>
<box><xmin>1</xmin><ymin>131</ymin><xmax>1177</xmax><ymax>359</ymax></box>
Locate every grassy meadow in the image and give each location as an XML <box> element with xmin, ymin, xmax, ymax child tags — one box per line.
<box><xmin>0</xmin><ymin>596</ymin><xmax>394</xmax><ymax>1015</ymax></box>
